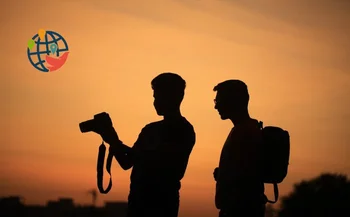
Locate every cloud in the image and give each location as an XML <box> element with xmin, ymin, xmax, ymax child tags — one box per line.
<box><xmin>65</xmin><ymin>0</ymin><xmax>183</xmax><ymax>25</ymax></box>
<box><xmin>53</xmin><ymin>0</ymin><xmax>350</xmax><ymax>75</ymax></box>
<box><xmin>220</xmin><ymin>0</ymin><xmax>350</xmax><ymax>30</ymax></box>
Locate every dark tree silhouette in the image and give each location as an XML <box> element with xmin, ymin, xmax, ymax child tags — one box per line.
<box><xmin>278</xmin><ymin>173</ymin><xmax>350</xmax><ymax>217</ymax></box>
<box><xmin>87</xmin><ymin>189</ymin><xmax>97</xmax><ymax>207</ymax></box>
<box><xmin>265</xmin><ymin>204</ymin><xmax>277</xmax><ymax>217</ymax></box>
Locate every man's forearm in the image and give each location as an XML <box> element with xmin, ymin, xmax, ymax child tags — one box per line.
<box><xmin>108</xmin><ymin>138</ymin><xmax>134</xmax><ymax>170</ymax></box>
<box><xmin>103</xmin><ymin>128</ymin><xmax>131</xmax><ymax>153</ymax></box>
<box><xmin>109</xmin><ymin>139</ymin><xmax>131</xmax><ymax>154</ymax></box>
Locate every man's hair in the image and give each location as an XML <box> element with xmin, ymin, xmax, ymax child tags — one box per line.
<box><xmin>151</xmin><ymin>72</ymin><xmax>186</xmax><ymax>102</ymax></box>
<box><xmin>213</xmin><ymin>79</ymin><xmax>250</xmax><ymax>107</ymax></box>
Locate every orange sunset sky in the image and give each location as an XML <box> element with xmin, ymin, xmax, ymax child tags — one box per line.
<box><xmin>1</xmin><ymin>0</ymin><xmax>349</xmax><ymax>216</ymax></box>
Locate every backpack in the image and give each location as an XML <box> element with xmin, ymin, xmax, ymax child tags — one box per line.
<box><xmin>258</xmin><ymin>121</ymin><xmax>290</xmax><ymax>204</ymax></box>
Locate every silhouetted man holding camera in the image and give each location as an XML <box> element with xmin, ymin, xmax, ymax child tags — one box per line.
<box><xmin>213</xmin><ymin>80</ymin><xmax>266</xmax><ymax>217</ymax></box>
<box><xmin>92</xmin><ymin>73</ymin><xmax>196</xmax><ymax>217</ymax></box>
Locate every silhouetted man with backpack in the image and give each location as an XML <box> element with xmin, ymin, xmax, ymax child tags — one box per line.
<box><xmin>93</xmin><ymin>73</ymin><xmax>196</xmax><ymax>217</ymax></box>
<box><xmin>212</xmin><ymin>79</ymin><xmax>290</xmax><ymax>217</ymax></box>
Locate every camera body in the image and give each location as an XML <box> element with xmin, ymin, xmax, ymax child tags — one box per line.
<box><xmin>79</xmin><ymin>112</ymin><xmax>112</xmax><ymax>133</ymax></box>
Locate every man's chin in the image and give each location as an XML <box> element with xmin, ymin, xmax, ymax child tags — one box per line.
<box><xmin>219</xmin><ymin>114</ymin><xmax>229</xmax><ymax>120</ymax></box>
<box><xmin>156</xmin><ymin>110</ymin><xmax>164</xmax><ymax>116</ymax></box>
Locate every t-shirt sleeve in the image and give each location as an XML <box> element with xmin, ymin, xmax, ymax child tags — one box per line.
<box><xmin>158</xmin><ymin>125</ymin><xmax>196</xmax><ymax>179</ymax></box>
<box><xmin>179</xmin><ymin>125</ymin><xmax>195</xmax><ymax>148</ymax></box>
<box><xmin>233</xmin><ymin>127</ymin><xmax>262</xmax><ymax>180</ymax></box>
<box><xmin>172</xmin><ymin>125</ymin><xmax>196</xmax><ymax>157</ymax></box>
<box><xmin>129</xmin><ymin>125</ymin><xmax>149</xmax><ymax>157</ymax></box>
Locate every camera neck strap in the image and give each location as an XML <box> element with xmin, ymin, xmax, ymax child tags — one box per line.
<box><xmin>97</xmin><ymin>141</ymin><xmax>113</xmax><ymax>194</ymax></box>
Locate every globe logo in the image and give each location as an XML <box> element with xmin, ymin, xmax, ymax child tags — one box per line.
<box><xmin>27</xmin><ymin>29</ymin><xmax>69</xmax><ymax>72</ymax></box>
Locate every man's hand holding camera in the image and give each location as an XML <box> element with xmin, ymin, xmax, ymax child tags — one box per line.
<box><xmin>93</xmin><ymin>112</ymin><xmax>119</xmax><ymax>144</ymax></box>
<box><xmin>80</xmin><ymin>112</ymin><xmax>121</xmax><ymax>146</ymax></box>
<box><xmin>80</xmin><ymin>112</ymin><xmax>133</xmax><ymax>170</ymax></box>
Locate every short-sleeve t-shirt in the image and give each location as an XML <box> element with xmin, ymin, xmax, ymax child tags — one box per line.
<box><xmin>129</xmin><ymin>117</ymin><xmax>196</xmax><ymax>193</ymax></box>
<box><xmin>216</xmin><ymin>118</ymin><xmax>264</xmax><ymax>208</ymax></box>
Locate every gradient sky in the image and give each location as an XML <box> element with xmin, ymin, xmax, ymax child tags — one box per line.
<box><xmin>1</xmin><ymin>0</ymin><xmax>349</xmax><ymax>216</ymax></box>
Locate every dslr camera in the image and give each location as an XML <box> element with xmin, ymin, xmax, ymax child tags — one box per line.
<box><xmin>79</xmin><ymin>112</ymin><xmax>112</xmax><ymax>133</ymax></box>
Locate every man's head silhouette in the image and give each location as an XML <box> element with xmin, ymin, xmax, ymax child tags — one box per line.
<box><xmin>213</xmin><ymin>79</ymin><xmax>250</xmax><ymax>120</ymax></box>
<box><xmin>151</xmin><ymin>72</ymin><xmax>186</xmax><ymax>116</ymax></box>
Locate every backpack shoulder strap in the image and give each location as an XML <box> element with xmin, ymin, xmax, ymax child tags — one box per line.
<box><xmin>265</xmin><ymin>183</ymin><xmax>279</xmax><ymax>204</ymax></box>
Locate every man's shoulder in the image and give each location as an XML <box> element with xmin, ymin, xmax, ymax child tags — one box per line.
<box><xmin>142</xmin><ymin>120</ymin><xmax>163</xmax><ymax>131</ymax></box>
<box><xmin>233</xmin><ymin>119</ymin><xmax>262</xmax><ymax>143</ymax></box>
<box><xmin>235</xmin><ymin>119</ymin><xmax>260</xmax><ymax>132</ymax></box>
<box><xmin>144</xmin><ymin>118</ymin><xmax>194</xmax><ymax>130</ymax></box>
